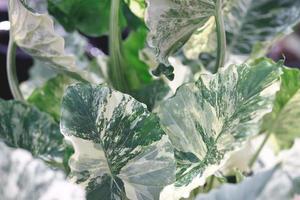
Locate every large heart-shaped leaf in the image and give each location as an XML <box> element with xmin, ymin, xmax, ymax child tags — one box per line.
<box><xmin>0</xmin><ymin>142</ymin><xmax>85</xmax><ymax>200</ymax></box>
<box><xmin>8</xmin><ymin>0</ymin><xmax>85</xmax><ymax>81</ymax></box>
<box><xmin>262</xmin><ymin>67</ymin><xmax>300</xmax><ymax>149</ymax></box>
<box><xmin>157</xmin><ymin>58</ymin><xmax>282</xmax><ymax>199</ymax></box>
<box><xmin>0</xmin><ymin>99</ymin><xmax>65</xmax><ymax>169</ymax></box>
<box><xmin>145</xmin><ymin>0</ymin><xmax>216</xmax><ymax>65</ymax></box>
<box><xmin>196</xmin><ymin>139</ymin><xmax>300</xmax><ymax>200</ymax></box>
<box><xmin>60</xmin><ymin>83</ymin><xmax>175</xmax><ymax>200</ymax></box>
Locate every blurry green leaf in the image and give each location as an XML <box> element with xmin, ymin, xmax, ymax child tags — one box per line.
<box><xmin>20</xmin><ymin>60</ymin><xmax>57</xmax><ymax>99</ymax></box>
<box><xmin>262</xmin><ymin>67</ymin><xmax>300</xmax><ymax>149</ymax></box>
<box><xmin>0</xmin><ymin>99</ymin><xmax>66</xmax><ymax>170</ymax></box>
<box><xmin>8</xmin><ymin>0</ymin><xmax>86</xmax><ymax>81</ymax></box>
<box><xmin>121</xmin><ymin>26</ymin><xmax>153</xmax><ymax>91</ymax></box>
<box><xmin>196</xmin><ymin>139</ymin><xmax>300</xmax><ymax>200</ymax></box>
<box><xmin>60</xmin><ymin>83</ymin><xmax>175</xmax><ymax>199</ymax></box>
<box><xmin>157</xmin><ymin>58</ymin><xmax>282</xmax><ymax>199</ymax></box>
<box><xmin>0</xmin><ymin>142</ymin><xmax>85</xmax><ymax>200</ymax></box>
<box><xmin>27</xmin><ymin>75</ymin><xmax>74</xmax><ymax>122</ymax></box>
<box><xmin>47</xmin><ymin>0</ymin><xmax>126</xmax><ymax>36</ymax></box>
<box><xmin>48</xmin><ymin>0</ymin><xmax>125</xmax><ymax>36</ymax></box>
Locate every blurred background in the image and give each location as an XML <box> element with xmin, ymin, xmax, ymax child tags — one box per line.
<box><xmin>1</xmin><ymin>1</ymin><xmax>300</xmax><ymax>100</ymax></box>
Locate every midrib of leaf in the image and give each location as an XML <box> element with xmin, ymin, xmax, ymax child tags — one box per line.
<box><xmin>79</xmin><ymin>92</ymin><xmax>125</xmax><ymax>197</ymax></box>
<box><xmin>227</xmin><ymin>0</ymin><xmax>254</xmax><ymax>53</ymax></box>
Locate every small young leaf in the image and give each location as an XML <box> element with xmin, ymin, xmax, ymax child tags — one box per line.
<box><xmin>0</xmin><ymin>99</ymin><xmax>65</xmax><ymax>169</ymax></box>
<box><xmin>8</xmin><ymin>0</ymin><xmax>85</xmax><ymax>81</ymax></box>
<box><xmin>60</xmin><ymin>83</ymin><xmax>175</xmax><ymax>200</ymax></box>
<box><xmin>262</xmin><ymin>67</ymin><xmax>300</xmax><ymax>149</ymax></box>
<box><xmin>157</xmin><ymin>58</ymin><xmax>282</xmax><ymax>199</ymax></box>
<box><xmin>0</xmin><ymin>142</ymin><xmax>85</xmax><ymax>200</ymax></box>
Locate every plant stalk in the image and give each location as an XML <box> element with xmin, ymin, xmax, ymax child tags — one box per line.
<box><xmin>7</xmin><ymin>35</ymin><xmax>24</xmax><ymax>101</ymax></box>
<box><xmin>109</xmin><ymin>0</ymin><xmax>129</xmax><ymax>92</ymax></box>
<box><xmin>214</xmin><ymin>0</ymin><xmax>226</xmax><ymax>74</ymax></box>
<box><xmin>248</xmin><ymin>131</ymin><xmax>272</xmax><ymax>168</ymax></box>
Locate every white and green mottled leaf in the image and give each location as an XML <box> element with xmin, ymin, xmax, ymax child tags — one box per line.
<box><xmin>262</xmin><ymin>67</ymin><xmax>300</xmax><ymax>149</ymax></box>
<box><xmin>8</xmin><ymin>0</ymin><xmax>85</xmax><ymax>81</ymax></box>
<box><xmin>225</xmin><ymin>0</ymin><xmax>300</xmax><ymax>55</ymax></box>
<box><xmin>182</xmin><ymin>0</ymin><xmax>300</xmax><ymax>66</ymax></box>
<box><xmin>60</xmin><ymin>83</ymin><xmax>175</xmax><ymax>200</ymax></box>
<box><xmin>145</xmin><ymin>0</ymin><xmax>216</xmax><ymax>65</ymax></box>
<box><xmin>0</xmin><ymin>99</ymin><xmax>66</xmax><ymax>169</ymax></box>
<box><xmin>0</xmin><ymin>142</ymin><xmax>85</xmax><ymax>200</ymax></box>
<box><xmin>196</xmin><ymin>139</ymin><xmax>300</xmax><ymax>200</ymax></box>
<box><xmin>157</xmin><ymin>58</ymin><xmax>282</xmax><ymax>199</ymax></box>
<box><xmin>182</xmin><ymin>16</ymin><xmax>216</xmax><ymax>60</ymax></box>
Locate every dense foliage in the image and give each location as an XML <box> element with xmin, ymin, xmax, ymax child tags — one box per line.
<box><xmin>1</xmin><ymin>0</ymin><xmax>300</xmax><ymax>199</ymax></box>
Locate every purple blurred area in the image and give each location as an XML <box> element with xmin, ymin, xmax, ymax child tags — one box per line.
<box><xmin>0</xmin><ymin>2</ymin><xmax>300</xmax><ymax>99</ymax></box>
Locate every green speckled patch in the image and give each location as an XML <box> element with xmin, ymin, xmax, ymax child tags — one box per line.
<box><xmin>0</xmin><ymin>99</ymin><xmax>65</xmax><ymax>169</ymax></box>
<box><xmin>60</xmin><ymin>83</ymin><xmax>176</xmax><ymax>200</ymax></box>
<box><xmin>157</xmin><ymin>58</ymin><xmax>282</xmax><ymax>189</ymax></box>
<box><xmin>145</xmin><ymin>0</ymin><xmax>216</xmax><ymax>65</ymax></box>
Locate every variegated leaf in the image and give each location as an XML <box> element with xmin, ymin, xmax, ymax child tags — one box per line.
<box><xmin>196</xmin><ymin>139</ymin><xmax>300</xmax><ymax>200</ymax></box>
<box><xmin>60</xmin><ymin>83</ymin><xmax>175</xmax><ymax>200</ymax></box>
<box><xmin>182</xmin><ymin>0</ymin><xmax>300</xmax><ymax>66</ymax></box>
<box><xmin>8</xmin><ymin>0</ymin><xmax>85</xmax><ymax>81</ymax></box>
<box><xmin>225</xmin><ymin>0</ymin><xmax>300</xmax><ymax>55</ymax></box>
<box><xmin>0</xmin><ymin>99</ymin><xmax>65</xmax><ymax>169</ymax></box>
<box><xmin>157</xmin><ymin>58</ymin><xmax>282</xmax><ymax>199</ymax></box>
<box><xmin>182</xmin><ymin>17</ymin><xmax>216</xmax><ymax>60</ymax></box>
<box><xmin>0</xmin><ymin>142</ymin><xmax>85</xmax><ymax>200</ymax></box>
<box><xmin>145</xmin><ymin>0</ymin><xmax>216</xmax><ymax>65</ymax></box>
<box><xmin>262</xmin><ymin>67</ymin><xmax>300</xmax><ymax>149</ymax></box>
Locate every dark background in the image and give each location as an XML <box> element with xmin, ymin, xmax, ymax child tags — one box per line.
<box><xmin>1</xmin><ymin>2</ymin><xmax>300</xmax><ymax>100</ymax></box>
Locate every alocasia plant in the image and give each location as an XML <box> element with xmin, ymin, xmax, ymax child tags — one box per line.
<box><xmin>157</xmin><ymin>58</ymin><xmax>282</xmax><ymax>199</ymax></box>
<box><xmin>2</xmin><ymin>0</ymin><xmax>300</xmax><ymax>199</ymax></box>
<box><xmin>60</xmin><ymin>83</ymin><xmax>175</xmax><ymax>199</ymax></box>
